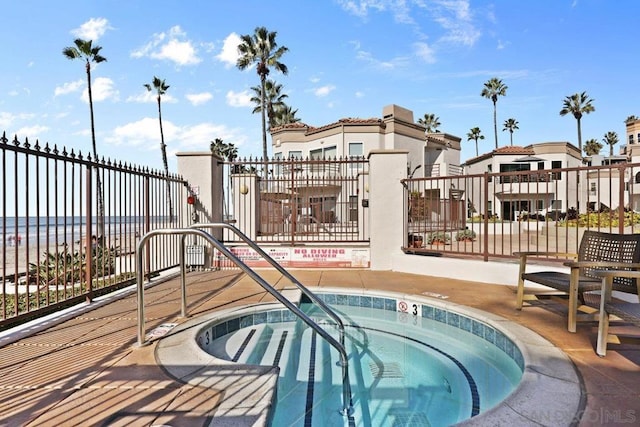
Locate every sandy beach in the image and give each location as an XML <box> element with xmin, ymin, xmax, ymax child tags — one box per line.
<box><xmin>1</xmin><ymin>232</ymin><xmax>139</xmax><ymax>281</ymax></box>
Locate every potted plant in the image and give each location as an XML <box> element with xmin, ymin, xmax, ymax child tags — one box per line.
<box><xmin>427</xmin><ymin>231</ymin><xmax>450</xmax><ymax>246</ymax></box>
<box><xmin>408</xmin><ymin>233</ymin><xmax>424</xmax><ymax>248</ymax></box>
<box><xmin>455</xmin><ymin>229</ymin><xmax>476</xmax><ymax>242</ymax></box>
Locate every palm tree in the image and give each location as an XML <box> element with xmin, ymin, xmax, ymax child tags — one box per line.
<box><xmin>603</xmin><ymin>131</ymin><xmax>619</xmax><ymax>157</ymax></box>
<box><xmin>144</xmin><ymin>76</ymin><xmax>173</xmax><ymax>222</ymax></box>
<box><xmin>467</xmin><ymin>127</ymin><xmax>485</xmax><ymax>157</ymax></box>
<box><xmin>237</xmin><ymin>27</ymin><xmax>288</xmax><ymax>163</ymax></box>
<box><xmin>272</xmin><ymin>104</ymin><xmax>301</xmax><ymax>127</ymax></box>
<box><xmin>250</xmin><ymin>79</ymin><xmax>288</xmax><ymax>129</ymax></box>
<box><xmin>502</xmin><ymin>118</ymin><xmax>519</xmax><ymax>146</ymax></box>
<box><xmin>63</xmin><ymin>38</ymin><xmax>107</xmax><ymax>238</ymax></box>
<box><xmin>559</xmin><ymin>91</ymin><xmax>595</xmax><ymax>154</ymax></box>
<box><xmin>481</xmin><ymin>77</ymin><xmax>508</xmax><ymax>149</ymax></box>
<box><xmin>417</xmin><ymin>113</ymin><xmax>441</xmax><ymax>133</ymax></box>
<box><xmin>583</xmin><ymin>138</ymin><xmax>603</xmax><ymax>156</ymax></box>
<box><xmin>625</xmin><ymin>115</ymin><xmax>637</xmax><ymax>124</ymax></box>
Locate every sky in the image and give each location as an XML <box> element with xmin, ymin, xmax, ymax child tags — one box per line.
<box><xmin>0</xmin><ymin>0</ymin><xmax>638</xmax><ymax>172</ymax></box>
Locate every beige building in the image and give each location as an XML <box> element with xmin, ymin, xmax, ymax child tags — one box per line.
<box><xmin>462</xmin><ymin>143</ymin><xmax>583</xmax><ymax>220</ymax></box>
<box><xmin>270</xmin><ymin>104</ymin><xmax>462</xmax><ymax>177</ymax></box>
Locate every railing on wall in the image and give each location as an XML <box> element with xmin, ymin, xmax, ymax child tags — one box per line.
<box><xmin>403</xmin><ymin>162</ymin><xmax>640</xmax><ymax>261</ymax></box>
<box><xmin>223</xmin><ymin>156</ymin><xmax>370</xmax><ymax>244</ymax></box>
<box><xmin>0</xmin><ymin>133</ymin><xmax>189</xmax><ymax>328</ymax></box>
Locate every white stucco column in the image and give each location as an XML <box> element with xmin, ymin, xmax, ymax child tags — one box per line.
<box><xmin>368</xmin><ymin>149</ymin><xmax>408</xmax><ymax>270</ymax></box>
<box><xmin>175</xmin><ymin>151</ymin><xmax>224</xmax><ymax>236</ymax></box>
<box><xmin>232</xmin><ymin>173</ymin><xmax>259</xmax><ymax>240</ymax></box>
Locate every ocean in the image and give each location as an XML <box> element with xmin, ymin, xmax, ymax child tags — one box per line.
<box><xmin>0</xmin><ymin>216</ymin><xmax>168</xmax><ymax>246</ymax></box>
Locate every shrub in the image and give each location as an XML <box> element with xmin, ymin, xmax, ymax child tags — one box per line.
<box><xmin>427</xmin><ymin>231</ymin><xmax>450</xmax><ymax>245</ymax></box>
<box><xmin>455</xmin><ymin>229</ymin><xmax>476</xmax><ymax>241</ymax></box>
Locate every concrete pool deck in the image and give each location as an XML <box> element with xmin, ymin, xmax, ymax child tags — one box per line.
<box><xmin>0</xmin><ymin>269</ymin><xmax>638</xmax><ymax>426</ymax></box>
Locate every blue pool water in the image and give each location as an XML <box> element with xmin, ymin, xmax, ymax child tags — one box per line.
<box><xmin>198</xmin><ymin>292</ymin><xmax>523</xmax><ymax>426</ymax></box>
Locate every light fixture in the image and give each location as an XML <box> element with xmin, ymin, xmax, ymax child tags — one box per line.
<box><xmin>239</xmin><ymin>184</ymin><xmax>249</xmax><ymax>195</ymax></box>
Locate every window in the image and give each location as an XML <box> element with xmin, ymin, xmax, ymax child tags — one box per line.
<box><xmin>310</xmin><ymin>146</ymin><xmax>337</xmax><ymax>159</ymax></box>
<box><xmin>273</xmin><ymin>152</ymin><xmax>283</xmax><ymax>176</ymax></box>
<box><xmin>590</xmin><ymin>182</ymin><xmax>597</xmax><ymax>195</ymax></box>
<box><xmin>487</xmin><ymin>164</ymin><xmax>492</xmax><ymax>182</ymax></box>
<box><xmin>349</xmin><ymin>142</ymin><xmax>363</xmax><ymax>158</ymax></box>
<box><xmin>289</xmin><ymin>151</ymin><xmax>303</xmax><ymax>159</ymax></box>
<box><xmin>629</xmin><ymin>134</ymin><xmax>635</xmax><ymax>144</ymax></box>
<box><xmin>537</xmin><ymin>161</ymin><xmax>545</xmax><ymax>170</ymax></box>
<box><xmin>536</xmin><ymin>199</ymin><xmax>544</xmax><ymax>211</ymax></box>
<box><xmin>551</xmin><ymin>199</ymin><xmax>562</xmax><ymax>210</ymax></box>
<box><xmin>635</xmin><ymin>172</ymin><xmax>640</xmax><ymax>184</ymax></box>
<box><xmin>551</xmin><ymin>160</ymin><xmax>562</xmax><ymax>180</ymax></box>
<box><xmin>487</xmin><ymin>200</ymin><xmax>493</xmax><ymax>217</ymax></box>
<box><xmin>499</xmin><ymin>163</ymin><xmax>530</xmax><ymax>183</ymax></box>
<box><xmin>349</xmin><ymin>195</ymin><xmax>358</xmax><ymax>221</ymax></box>
<box><xmin>349</xmin><ymin>142</ymin><xmax>364</xmax><ymax>172</ymax></box>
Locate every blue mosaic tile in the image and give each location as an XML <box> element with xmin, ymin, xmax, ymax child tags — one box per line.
<box><xmin>348</xmin><ymin>295</ymin><xmax>360</xmax><ymax>307</ymax></box>
<box><xmin>447</xmin><ymin>312</ymin><xmax>460</xmax><ymax>328</ymax></box>
<box><xmin>384</xmin><ymin>298</ymin><xmax>396</xmax><ymax>311</ymax></box>
<box><xmin>495</xmin><ymin>331</ymin><xmax>507</xmax><ymax>352</ymax></box>
<box><xmin>254</xmin><ymin>311</ymin><xmax>267</xmax><ymax>325</ymax></box>
<box><xmin>514</xmin><ymin>348</ymin><xmax>525</xmax><ymax>371</ymax></box>
<box><xmin>336</xmin><ymin>294</ymin><xmax>349</xmax><ymax>306</ymax></box>
<box><xmin>472</xmin><ymin>320</ymin><xmax>484</xmax><ymax>338</ymax></box>
<box><xmin>324</xmin><ymin>293</ymin><xmax>336</xmax><ymax>304</ymax></box>
<box><xmin>239</xmin><ymin>314</ymin><xmax>253</xmax><ymax>328</ymax></box>
<box><xmin>268</xmin><ymin>310</ymin><xmax>283</xmax><ymax>323</ymax></box>
<box><xmin>484</xmin><ymin>327</ymin><xmax>495</xmax><ymax>345</ymax></box>
<box><xmin>227</xmin><ymin>317</ymin><xmax>240</xmax><ymax>333</ymax></box>
<box><xmin>283</xmin><ymin>310</ymin><xmax>297</xmax><ymax>322</ymax></box>
<box><xmin>460</xmin><ymin>316</ymin><xmax>472</xmax><ymax>332</ymax></box>
<box><xmin>422</xmin><ymin>305</ymin><xmax>434</xmax><ymax>319</ymax></box>
<box><xmin>434</xmin><ymin>308</ymin><xmax>447</xmax><ymax>323</ymax></box>
<box><xmin>214</xmin><ymin>322</ymin><xmax>227</xmax><ymax>339</ymax></box>
<box><xmin>372</xmin><ymin>297</ymin><xmax>385</xmax><ymax>309</ymax></box>
<box><xmin>360</xmin><ymin>296</ymin><xmax>372</xmax><ymax>308</ymax></box>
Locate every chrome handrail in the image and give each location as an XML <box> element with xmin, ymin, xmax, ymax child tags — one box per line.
<box><xmin>136</xmin><ymin>228</ymin><xmax>353</xmax><ymax>416</ymax></box>
<box><xmin>188</xmin><ymin>222</ymin><xmax>348</xmax><ymax>354</ymax></box>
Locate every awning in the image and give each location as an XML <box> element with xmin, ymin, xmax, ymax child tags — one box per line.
<box><xmin>514</xmin><ymin>155</ymin><xmax>545</xmax><ymax>162</ymax></box>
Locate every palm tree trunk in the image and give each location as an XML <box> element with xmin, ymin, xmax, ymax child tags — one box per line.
<box><xmin>576</xmin><ymin>118</ymin><xmax>583</xmax><ymax>154</ymax></box>
<box><xmin>260</xmin><ymin>76</ymin><xmax>268</xmax><ymax>175</ymax></box>
<box><xmin>86</xmin><ymin>62</ymin><xmax>104</xmax><ymax>239</ymax></box>
<box><xmin>493</xmin><ymin>102</ymin><xmax>498</xmax><ymax>149</ymax></box>
<box><xmin>157</xmin><ymin>97</ymin><xmax>173</xmax><ymax>222</ymax></box>
<box><xmin>475</xmin><ymin>139</ymin><xmax>479</xmax><ymax>157</ymax></box>
<box><xmin>510</xmin><ymin>132</ymin><xmax>513</xmax><ymax>146</ymax></box>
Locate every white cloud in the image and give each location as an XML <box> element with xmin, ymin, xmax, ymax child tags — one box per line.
<box><xmin>71</xmin><ymin>18</ymin><xmax>112</xmax><ymax>41</ymax></box>
<box><xmin>414</xmin><ymin>42</ymin><xmax>436</xmax><ymax>64</ymax></box>
<box><xmin>314</xmin><ymin>85</ymin><xmax>336</xmax><ymax>97</ymax></box>
<box><xmin>107</xmin><ymin>117</ymin><xmax>171</xmax><ymax>147</ymax></box>
<box><xmin>126</xmin><ymin>90</ymin><xmax>177</xmax><ymax>104</ymax></box>
<box><xmin>226</xmin><ymin>90</ymin><xmax>252</xmax><ymax>107</ymax></box>
<box><xmin>131</xmin><ymin>25</ymin><xmax>201</xmax><ymax>66</ymax></box>
<box><xmin>81</xmin><ymin>77</ymin><xmax>119</xmax><ymax>103</ymax></box>
<box><xmin>0</xmin><ymin>112</ymin><xmax>36</xmax><ymax>128</ymax></box>
<box><xmin>355</xmin><ymin>91</ymin><xmax>365</xmax><ymax>98</ymax></box>
<box><xmin>186</xmin><ymin>92</ymin><xmax>213</xmax><ymax>106</ymax></box>
<box><xmin>14</xmin><ymin>125</ymin><xmax>49</xmax><ymax>141</ymax></box>
<box><xmin>106</xmin><ymin>118</ymin><xmax>242</xmax><ymax>153</ymax></box>
<box><xmin>216</xmin><ymin>33</ymin><xmax>242</xmax><ymax>67</ymax></box>
<box><xmin>54</xmin><ymin>80</ymin><xmax>84</xmax><ymax>96</ymax></box>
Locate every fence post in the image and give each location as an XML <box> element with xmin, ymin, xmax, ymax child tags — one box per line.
<box><xmin>85</xmin><ymin>166</ymin><xmax>93</xmax><ymax>303</ymax></box>
<box><xmin>483</xmin><ymin>171</ymin><xmax>489</xmax><ymax>262</ymax></box>
<box><xmin>368</xmin><ymin>149</ymin><xmax>408</xmax><ymax>270</ymax></box>
<box><xmin>619</xmin><ymin>165</ymin><xmax>626</xmax><ymax>234</ymax></box>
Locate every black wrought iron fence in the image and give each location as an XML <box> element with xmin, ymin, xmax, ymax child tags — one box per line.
<box><xmin>0</xmin><ymin>133</ymin><xmax>189</xmax><ymax>328</ymax></box>
<box><xmin>223</xmin><ymin>156</ymin><xmax>369</xmax><ymax>244</ymax></box>
<box><xmin>403</xmin><ymin>162</ymin><xmax>640</xmax><ymax>261</ymax></box>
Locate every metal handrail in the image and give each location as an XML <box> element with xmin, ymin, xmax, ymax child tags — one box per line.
<box><xmin>136</xmin><ymin>228</ymin><xmax>353</xmax><ymax>416</ymax></box>
<box><xmin>188</xmin><ymin>222</ymin><xmax>348</xmax><ymax>353</ymax></box>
